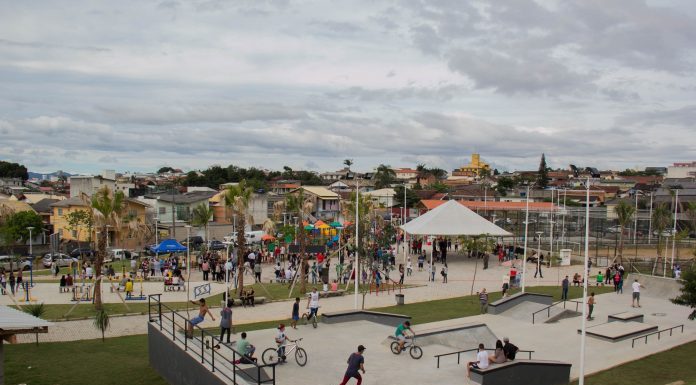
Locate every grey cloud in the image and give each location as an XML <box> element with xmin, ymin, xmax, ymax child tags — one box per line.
<box><xmin>326</xmin><ymin>84</ymin><xmax>468</xmax><ymax>102</ymax></box>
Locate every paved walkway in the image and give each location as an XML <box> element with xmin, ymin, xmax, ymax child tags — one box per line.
<box><xmin>11</xmin><ymin>252</ymin><xmax>582</xmax><ymax>343</ymax></box>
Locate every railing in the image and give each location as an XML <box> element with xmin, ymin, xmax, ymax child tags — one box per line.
<box><xmin>531</xmin><ymin>300</ymin><xmax>582</xmax><ymax>324</ymax></box>
<box><xmin>631</xmin><ymin>325</ymin><xmax>684</xmax><ymax>348</ymax></box>
<box><xmin>434</xmin><ymin>348</ymin><xmax>534</xmax><ymax>368</ymax></box>
<box><xmin>148</xmin><ymin>294</ymin><xmax>276</xmax><ymax>385</ymax></box>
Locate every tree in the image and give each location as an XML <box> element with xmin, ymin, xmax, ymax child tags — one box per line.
<box><xmin>0</xmin><ymin>160</ymin><xmax>29</xmax><ymax>180</ymax></box>
<box><xmin>613</xmin><ymin>200</ymin><xmax>635</xmax><ymax>264</ymax></box>
<box><xmin>286</xmin><ymin>189</ymin><xmax>313</xmax><ymax>294</ymax></box>
<box><xmin>190</xmin><ymin>203</ymin><xmax>214</xmax><ymax>243</ymax></box>
<box><xmin>495</xmin><ymin>176</ymin><xmax>515</xmax><ymax>197</ymax></box>
<box><xmin>426</xmin><ymin>182</ymin><xmax>449</xmax><ymax>193</ymax></box>
<box><xmin>416</xmin><ymin>164</ymin><xmax>427</xmax><ymax>186</ymax></box>
<box><xmin>428</xmin><ymin>167</ymin><xmax>448</xmax><ymax>180</ymax></box>
<box><xmin>281</xmin><ymin>166</ymin><xmax>295</xmax><ymax>180</ymax></box>
<box><xmin>65</xmin><ymin>210</ymin><xmax>93</xmax><ymax>247</ymax></box>
<box><xmin>687</xmin><ymin>202</ymin><xmax>696</xmax><ymax>233</ymax></box>
<box><xmin>157</xmin><ymin>166</ymin><xmax>175</xmax><ymax>174</ymax></box>
<box><xmin>90</xmin><ymin>187</ymin><xmax>125</xmax><ymax>310</ymax></box>
<box><xmin>224</xmin><ymin>180</ymin><xmax>253</xmax><ymax>297</ymax></box>
<box><xmin>343</xmin><ymin>159</ymin><xmax>354</xmax><ymax>170</ymax></box>
<box><xmin>537</xmin><ymin>153</ymin><xmax>549</xmax><ymax>189</ymax></box>
<box><xmin>0</xmin><ymin>210</ymin><xmax>43</xmax><ymax>270</ymax></box>
<box><xmin>373</xmin><ymin>164</ymin><xmax>396</xmax><ymax>189</ymax></box>
<box><xmin>93</xmin><ymin>309</ymin><xmax>110</xmax><ymax>342</ymax></box>
<box><xmin>672</xmin><ymin>267</ymin><xmax>696</xmax><ymax>320</ymax></box>
<box><xmin>393</xmin><ymin>186</ymin><xmax>420</xmax><ymax>209</ymax></box>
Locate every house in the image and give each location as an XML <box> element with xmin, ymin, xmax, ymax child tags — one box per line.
<box><xmin>208</xmin><ymin>190</ymin><xmax>270</xmax><ymax>228</ymax></box>
<box><xmin>394</xmin><ymin>168</ymin><xmax>419</xmax><ymax>180</ymax></box>
<box><xmin>320</xmin><ymin>168</ymin><xmax>354</xmax><ymax>182</ymax></box>
<box><xmin>140</xmin><ymin>191</ymin><xmax>217</xmax><ymax>225</ymax></box>
<box><xmin>362</xmin><ymin>188</ymin><xmax>397</xmax><ymax>208</ymax></box>
<box><xmin>328</xmin><ymin>179</ymin><xmax>376</xmax><ymax>193</ymax></box>
<box><xmin>269</xmin><ymin>181</ymin><xmax>300</xmax><ymax>195</ymax></box>
<box><xmin>667</xmin><ymin>161</ymin><xmax>696</xmax><ymax>179</ymax></box>
<box><xmin>0</xmin><ymin>199</ymin><xmax>36</xmax><ymax>214</ymax></box>
<box><xmin>50</xmin><ymin>197</ymin><xmax>150</xmax><ymax>249</ymax></box>
<box><xmin>290</xmin><ymin>186</ymin><xmax>340</xmax><ymax>221</ymax></box>
<box><xmin>31</xmin><ymin>198</ymin><xmax>60</xmax><ymax>234</ymax></box>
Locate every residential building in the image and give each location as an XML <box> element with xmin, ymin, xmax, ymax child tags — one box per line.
<box><xmin>320</xmin><ymin>168</ymin><xmax>354</xmax><ymax>182</ymax></box>
<box><xmin>69</xmin><ymin>175</ymin><xmax>116</xmax><ymax>198</ymax></box>
<box><xmin>452</xmin><ymin>154</ymin><xmax>491</xmax><ymax>178</ymax></box>
<box><xmin>362</xmin><ymin>188</ymin><xmax>397</xmax><ymax>208</ymax></box>
<box><xmin>667</xmin><ymin>161</ymin><xmax>696</xmax><ymax>179</ymax></box>
<box><xmin>394</xmin><ymin>168</ymin><xmax>419</xmax><ymax>180</ymax></box>
<box><xmin>140</xmin><ymin>191</ymin><xmax>217</xmax><ymax>224</ymax></box>
<box><xmin>209</xmin><ymin>190</ymin><xmax>270</xmax><ymax>228</ymax></box>
<box><xmin>290</xmin><ymin>186</ymin><xmax>340</xmax><ymax>221</ymax></box>
<box><xmin>50</xmin><ymin>197</ymin><xmax>150</xmax><ymax>249</ymax></box>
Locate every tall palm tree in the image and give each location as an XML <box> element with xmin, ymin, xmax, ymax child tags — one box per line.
<box><xmin>613</xmin><ymin>200</ymin><xmax>636</xmax><ymax>264</ymax></box>
<box><xmin>91</xmin><ymin>186</ymin><xmax>125</xmax><ymax>310</ymax></box>
<box><xmin>343</xmin><ymin>159</ymin><xmax>354</xmax><ymax>171</ymax></box>
<box><xmin>651</xmin><ymin>204</ymin><xmax>672</xmax><ymax>275</ymax></box>
<box><xmin>190</xmin><ymin>203</ymin><xmax>214</xmax><ymax>243</ymax></box>
<box><xmin>415</xmin><ymin>163</ymin><xmax>427</xmax><ymax>187</ymax></box>
<box><xmin>286</xmin><ymin>189</ymin><xmax>313</xmax><ymax>294</ymax></box>
<box><xmin>373</xmin><ymin>164</ymin><xmax>396</xmax><ymax>189</ymax></box>
<box><xmin>224</xmin><ymin>180</ymin><xmax>253</xmax><ymax>296</ymax></box>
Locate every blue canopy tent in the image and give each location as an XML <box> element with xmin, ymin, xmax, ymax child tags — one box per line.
<box><xmin>150</xmin><ymin>239</ymin><xmax>187</xmax><ymax>253</ymax></box>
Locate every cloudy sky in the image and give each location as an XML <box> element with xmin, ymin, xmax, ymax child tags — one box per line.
<box><xmin>1</xmin><ymin>0</ymin><xmax>695</xmax><ymax>175</ymax></box>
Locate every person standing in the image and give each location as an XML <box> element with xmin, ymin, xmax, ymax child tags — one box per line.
<box><xmin>441</xmin><ymin>264</ymin><xmax>448</xmax><ymax>283</ymax></box>
<box><xmin>291</xmin><ymin>297</ymin><xmax>300</xmax><ymax>329</ymax></box>
<box><xmin>587</xmin><ymin>292</ymin><xmax>596</xmax><ymax>320</ymax></box>
<box><xmin>430</xmin><ymin>262</ymin><xmax>436</xmax><ymax>282</ymax></box>
<box><xmin>398</xmin><ymin>264</ymin><xmax>405</xmax><ymax>285</ymax></box>
<box><xmin>478</xmin><ymin>288</ymin><xmax>489</xmax><ymax>314</ymax></box>
<box><xmin>561</xmin><ymin>275</ymin><xmax>569</xmax><ymax>301</ymax></box>
<box><xmin>218</xmin><ymin>300</ymin><xmax>233</xmax><ymax>346</ymax></box>
<box><xmin>8</xmin><ymin>271</ymin><xmax>16</xmax><ymax>296</ymax></box>
<box><xmin>534</xmin><ymin>255</ymin><xmax>543</xmax><ymax>278</ymax></box>
<box><xmin>339</xmin><ymin>345</ymin><xmax>366</xmax><ymax>385</ymax></box>
<box><xmin>632</xmin><ymin>279</ymin><xmax>644</xmax><ymax>307</ymax></box>
<box><xmin>483</xmin><ymin>253</ymin><xmax>489</xmax><ymax>270</ymax></box>
<box><xmin>254</xmin><ymin>262</ymin><xmax>262</xmax><ymax>283</ymax></box>
<box><xmin>202</xmin><ymin>260</ymin><xmax>210</xmax><ymax>281</ymax></box>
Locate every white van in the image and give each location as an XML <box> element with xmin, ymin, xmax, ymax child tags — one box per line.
<box><xmin>223</xmin><ymin>231</ymin><xmax>265</xmax><ymax>245</ymax></box>
<box><xmin>109</xmin><ymin>249</ymin><xmax>139</xmax><ymax>260</ymax></box>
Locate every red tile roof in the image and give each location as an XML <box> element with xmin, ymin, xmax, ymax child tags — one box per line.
<box><xmin>420</xmin><ymin>199</ymin><xmax>557</xmax><ymax>212</ymax></box>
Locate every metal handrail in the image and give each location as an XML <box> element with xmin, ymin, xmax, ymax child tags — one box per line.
<box><xmin>531</xmin><ymin>300</ymin><xmax>581</xmax><ymax>324</ymax></box>
<box><xmin>148</xmin><ymin>294</ymin><xmax>276</xmax><ymax>385</ymax></box>
<box><xmin>434</xmin><ymin>348</ymin><xmax>534</xmax><ymax>368</ymax></box>
<box><xmin>631</xmin><ymin>325</ymin><xmax>684</xmax><ymax>348</ymax></box>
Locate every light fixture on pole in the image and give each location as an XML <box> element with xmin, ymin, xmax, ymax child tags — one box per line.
<box><xmin>579</xmin><ymin>177</ymin><xmax>591</xmax><ymax>385</ymax></box>
<box><xmin>27</xmin><ymin>226</ymin><xmax>35</xmax><ymax>287</ymax></box>
<box><xmin>670</xmin><ymin>189</ymin><xmax>679</xmax><ymax>273</ymax></box>
<box><xmin>402</xmin><ymin>183</ymin><xmax>407</xmax><ymax>265</ymax></box>
<box><xmin>355</xmin><ymin>176</ymin><xmax>360</xmax><ymax>310</ymax></box>
<box><xmin>154</xmin><ymin>216</ymin><xmax>159</xmax><ymax>259</ymax></box>
<box><xmin>185</xmin><ymin>225</ymin><xmax>192</xmax><ymax>291</ymax></box>
<box><xmin>522</xmin><ymin>183</ymin><xmax>530</xmax><ymax>292</ymax></box>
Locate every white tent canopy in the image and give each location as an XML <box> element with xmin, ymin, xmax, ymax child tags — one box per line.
<box><xmin>400</xmin><ymin>200</ymin><xmax>511</xmax><ymax>236</ymax></box>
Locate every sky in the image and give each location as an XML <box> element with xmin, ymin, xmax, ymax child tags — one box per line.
<box><xmin>1</xmin><ymin>0</ymin><xmax>696</xmax><ymax>175</ymax></box>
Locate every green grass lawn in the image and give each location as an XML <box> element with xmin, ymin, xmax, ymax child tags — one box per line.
<box><xmin>569</xmin><ymin>341</ymin><xmax>696</xmax><ymax>385</ymax></box>
<box><xmin>5</xmin><ymin>334</ymin><xmax>168</xmax><ymax>385</ymax></box>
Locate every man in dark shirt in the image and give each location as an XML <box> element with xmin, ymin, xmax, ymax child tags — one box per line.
<box><xmin>561</xmin><ymin>275</ymin><xmax>570</xmax><ymax>301</ymax></box>
<box><xmin>503</xmin><ymin>337</ymin><xmax>518</xmax><ymax>360</ymax></box>
<box><xmin>339</xmin><ymin>345</ymin><xmax>366</xmax><ymax>385</ymax></box>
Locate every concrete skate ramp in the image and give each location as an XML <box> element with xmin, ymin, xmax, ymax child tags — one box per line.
<box><xmin>488</xmin><ymin>292</ymin><xmax>553</xmax><ymax>315</ymax></box>
<box><xmin>498</xmin><ymin>301</ymin><xmax>550</xmax><ymax>322</ymax></box>
<box><xmin>579</xmin><ymin>321</ymin><xmax>658</xmax><ymax>342</ymax></box>
<box><xmin>631</xmin><ymin>274</ymin><xmax>681</xmax><ymax>299</ymax></box>
<box><xmin>322</xmin><ymin>310</ymin><xmax>410</xmax><ymax>327</ymax></box>
<box><xmin>384</xmin><ymin>323</ymin><xmax>498</xmax><ymax>350</ymax></box>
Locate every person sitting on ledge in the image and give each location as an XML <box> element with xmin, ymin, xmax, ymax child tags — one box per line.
<box><xmin>489</xmin><ymin>340</ymin><xmax>507</xmax><ymax>364</ymax></box>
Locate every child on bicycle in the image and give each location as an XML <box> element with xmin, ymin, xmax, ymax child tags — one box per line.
<box><xmin>395</xmin><ymin>321</ymin><xmax>414</xmax><ymax>353</ymax></box>
<box><xmin>306</xmin><ymin>287</ymin><xmax>320</xmax><ymax>321</ymax></box>
<box><xmin>275</xmin><ymin>324</ymin><xmax>295</xmax><ymax>363</ymax></box>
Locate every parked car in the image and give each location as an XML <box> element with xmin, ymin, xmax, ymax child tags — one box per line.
<box><xmin>0</xmin><ymin>255</ymin><xmax>32</xmax><ymax>271</ymax></box>
<box><xmin>207</xmin><ymin>240</ymin><xmax>226</xmax><ymax>250</ymax></box>
<box><xmin>653</xmin><ymin>229</ymin><xmax>677</xmax><ymax>237</ymax></box>
<box><xmin>69</xmin><ymin>248</ymin><xmax>95</xmax><ymax>259</ymax></box>
<box><xmin>181</xmin><ymin>236</ymin><xmax>204</xmax><ymax>249</ymax></box>
<box><xmin>109</xmin><ymin>249</ymin><xmax>139</xmax><ymax>260</ymax></box>
<box><xmin>224</xmin><ymin>231</ymin><xmax>264</xmax><ymax>245</ymax></box>
<box><xmin>606</xmin><ymin>225</ymin><xmax>623</xmax><ymax>233</ymax></box>
<box><xmin>42</xmin><ymin>253</ymin><xmax>78</xmax><ymax>268</ymax></box>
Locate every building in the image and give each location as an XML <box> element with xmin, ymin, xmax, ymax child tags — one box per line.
<box><xmin>320</xmin><ymin>168</ymin><xmax>354</xmax><ymax>182</ymax></box>
<box><xmin>362</xmin><ymin>188</ymin><xmax>397</xmax><ymax>208</ymax></box>
<box><xmin>69</xmin><ymin>175</ymin><xmax>116</xmax><ymax>198</ymax></box>
<box><xmin>452</xmin><ymin>154</ymin><xmax>491</xmax><ymax>178</ymax></box>
<box><xmin>50</xmin><ymin>197</ymin><xmax>150</xmax><ymax>249</ymax></box>
<box><xmin>667</xmin><ymin>161</ymin><xmax>696</xmax><ymax>179</ymax></box>
<box><xmin>140</xmin><ymin>191</ymin><xmax>217</xmax><ymax>225</ymax></box>
<box><xmin>209</xmin><ymin>190</ymin><xmax>270</xmax><ymax>228</ymax></box>
<box><xmin>394</xmin><ymin>168</ymin><xmax>419</xmax><ymax>181</ymax></box>
<box><xmin>290</xmin><ymin>186</ymin><xmax>340</xmax><ymax>221</ymax></box>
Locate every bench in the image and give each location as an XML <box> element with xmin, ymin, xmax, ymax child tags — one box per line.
<box><xmin>469</xmin><ymin>359</ymin><xmax>571</xmax><ymax>385</ymax></box>
<box><xmin>231</xmin><ymin>296</ymin><xmax>266</xmax><ymax>307</ymax></box>
<box><xmin>163</xmin><ymin>281</ymin><xmax>184</xmax><ymax>292</ymax></box>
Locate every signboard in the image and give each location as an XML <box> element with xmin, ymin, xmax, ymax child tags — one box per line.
<box><xmin>559</xmin><ymin>249</ymin><xmax>571</xmax><ymax>266</ymax></box>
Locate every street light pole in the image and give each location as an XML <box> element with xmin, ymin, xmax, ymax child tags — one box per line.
<box><xmin>670</xmin><ymin>189</ymin><xmax>679</xmax><ymax>272</ymax></box>
<box><xmin>536</xmin><ymin>231</ymin><xmax>543</xmax><ymax>282</ymax></box>
<box><xmin>27</xmin><ymin>226</ymin><xmax>35</xmax><ymax>287</ymax></box>
<box><xmin>355</xmin><ymin>177</ymin><xmax>360</xmax><ymax>310</ymax></box>
<box><xmin>522</xmin><ymin>184</ymin><xmax>530</xmax><ymax>292</ymax></box>
<box><xmin>185</xmin><ymin>225</ymin><xmax>192</xmax><ymax>295</ymax></box>
<box><xmin>402</xmin><ymin>184</ymin><xmax>407</xmax><ymax>265</ymax></box>
<box><xmin>579</xmin><ymin>177</ymin><xmax>591</xmax><ymax>385</ymax></box>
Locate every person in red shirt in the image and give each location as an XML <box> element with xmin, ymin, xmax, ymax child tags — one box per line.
<box><xmin>509</xmin><ymin>267</ymin><xmax>517</xmax><ymax>288</ymax></box>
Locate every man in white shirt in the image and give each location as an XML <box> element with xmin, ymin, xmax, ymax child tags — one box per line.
<box><xmin>306</xmin><ymin>287</ymin><xmax>320</xmax><ymax>320</ymax></box>
<box><xmin>247</xmin><ymin>251</ymin><xmax>256</xmax><ymax>268</ymax></box>
<box><xmin>467</xmin><ymin>343</ymin><xmax>490</xmax><ymax>378</ymax></box>
<box><xmin>632</xmin><ymin>279</ymin><xmax>645</xmax><ymax>308</ymax></box>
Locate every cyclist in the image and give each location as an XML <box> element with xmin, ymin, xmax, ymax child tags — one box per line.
<box><xmin>275</xmin><ymin>323</ymin><xmax>295</xmax><ymax>363</ymax></box>
<box><xmin>306</xmin><ymin>287</ymin><xmax>320</xmax><ymax>321</ymax></box>
<box><xmin>394</xmin><ymin>321</ymin><xmax>414</xmax><ymax>353</ymax></box>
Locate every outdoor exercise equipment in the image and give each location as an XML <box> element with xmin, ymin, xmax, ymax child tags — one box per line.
<box><xmin>18</xmin><ymin>281</ymin><xmax>38</xmax><ymax>303</ymax></box>
<box><xmin>125</xmin><ymin>276</ymin><xmax>147</xmax><ymax>301</ymax></box>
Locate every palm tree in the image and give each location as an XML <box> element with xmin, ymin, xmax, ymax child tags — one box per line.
<box><xmin>613</xmin><ymin>200</ymin><xmax>635</xmax><ymax>264</ymax></box>
<box><xmin>651</xmin><ymin>204</ymin><xmax>672</xmax><ymax>275</ymax></box>
<box><xmin>343</xmin><ymin>159</ymin><xmax>354</xmax><ymax>171</ymax></box>
<box><xmin>224</xmin><ymin>180</ymin><xmax>253</xmax><ymax>296</ymax></box>
<box><xmin>190</xmin><ymin>203</ymin><xmax>214</xmax><ymax>244</ymax></box>
<box><xmin>286</xmin><ymin>189</ymin><xmax>314</xmax><ymax>294</ymax></box>
<box><xmin>373</xmin><ymin>164</ymin><xmax>396</xmax><ymax>189</ymax></box>
<box><xmin>415</xmin><ymin>163</ymin><xmax>427</xmax><ymax>186</ymax></box>
<box><xmin>90</xmin><ymin>186</ymin><xmax>125</xmax><ymax>310</ymax></box>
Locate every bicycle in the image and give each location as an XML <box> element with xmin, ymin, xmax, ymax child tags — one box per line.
<box><xmin>262</xmin><ymin>338</ymin><xmax>308</xmax><ymax>366</ymax></box>
<box><xmin>301</xmin><ymin>306</ymin><xmax>320</xmax><ymax>328</ymax></box>
<box><xmin>390</xmin><ymin>335</ymin><xmax>423</xmax><ymax>359</ymax></box>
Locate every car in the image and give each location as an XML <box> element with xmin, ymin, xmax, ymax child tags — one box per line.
<box><xmin>0</xmin><ymin>255</ymin><xmax>33</xmax><ymax>271</ymax></box>
<box><xmin>493</xmin><ymin>218</ymin><xmax>513</xmax><ymax>225</ymax></box>
<box><xmin>606</xmin><ymin>225</ymin><xmax>623</xmax><ymax>234</ymax></box>
<box><xmin>69</xmin><ymin>248</ymin><xmax>95</xmax><ymax>259</ymax></box>
<box><xmin>109</xmin><ymin>249</ymin><xmax>139</xmax><ymax>260</ymax></box>
<box><xmin>653</xmin><ymin>229</ymin><xmax>677</xmax><ymax>237</ymax></box>
<box><xmin>42</xmin><ymin>253</ymin><xmax>77</xmax><ymax>268</ymax></box>
<box><xmin>207</xmin><ymin>240</ymin><xmax>226</xmax><ymax>250</ymax></box>
<box><xmin>181</xmin><ymin>236</ymin><xmax>204</xmax><ymax>250</ymax></box>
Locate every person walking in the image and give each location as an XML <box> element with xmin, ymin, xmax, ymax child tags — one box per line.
<box><xmin>632</xmin><ymin>279</ymin><xmax>644</xmax><ymax>307</ymax></box>
<box><xmin>587</xmin><ymin>292</ymin><xmax>596</xmax><ymax>320</ymax></box>
<box><xmin>8</xmin><ymin>271</ymin><xmax>16</xmax><ymax>296</ymax></box>
<box><xmin>254</xmin><ymin>262</ymin><xmax>262</xmax><ymax>283</ymax></box>
<box><xmin>534</xmin><ymin>255</ymin><xmax>543</xmax><ymax>278</ymax></box>
<box><xmin>291</xmin><ymin>297</ymin><xmax>300</xmax><ymax>329</ymax></box>
<box><xmin>561</xmin><ymin>275</ymin><xmax>569</xmax><ymax>301</ymax></box>
<box><xmin>338</xmin><ymin>345</ymin><xmax>366</xmax><ymax>385</ymax></box>
<box><xmin>441</xmin><ymin>264</ymin><xmax>448</xmax><ymax>283</ymax></box>
<box><xmin>218</xmin><ymin>300</ymin><xmax>233</xmax><ymax>346</ymax></box>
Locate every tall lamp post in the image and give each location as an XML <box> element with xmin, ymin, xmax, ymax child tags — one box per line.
<box><xmin>579</xmin><ymin>177</ymin><xmax>591</xmax><ymax>385</ymax></box>
<box><xmin>522</xmin><ymin>184</ymin><xmax>531</xmax><ymax>292</ymax></box>
<box><xmin>27</xmin><ymin>226</ymin><xmax>35</xmax><ymax>287</ymax></box>
<box><xmin>535</xmin><ymin>231</ymin><xmax>543</xmax><ymax>282</ymax></box>
<box><xmin>185</xmin><ymin>225</ymin><xmax>192</xmax><ymax>298</ymax></box>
